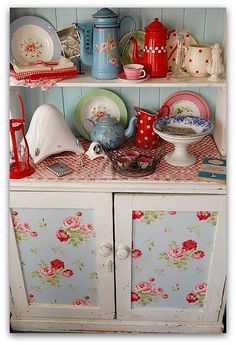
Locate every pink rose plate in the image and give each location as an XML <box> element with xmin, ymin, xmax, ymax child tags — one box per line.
<box><xmin>160</xmin><ymin>91</ymin><xmax>210</xmax><ymax>119</ymax></box>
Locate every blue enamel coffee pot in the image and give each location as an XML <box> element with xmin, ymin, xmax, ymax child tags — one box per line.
<box><xmin>76</xmin><ymin>8</ymin><xmax>136</xmax><ymax>80</ymax></box>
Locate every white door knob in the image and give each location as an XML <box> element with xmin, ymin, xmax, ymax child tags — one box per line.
<box><xmin>116</xmin><ymin>245</ymin><xmax>130</xmax><ymax>259</ymax></box>
<box><xmin>98</xmin><ymin>242</ymin><xmax>113</xmax><ymax>257</ymax></box>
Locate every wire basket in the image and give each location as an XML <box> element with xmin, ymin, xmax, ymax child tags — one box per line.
<box><xmin>105</xmin><ymin>142</ymin><xmax>165</xmax><ymax>177</ymax></box>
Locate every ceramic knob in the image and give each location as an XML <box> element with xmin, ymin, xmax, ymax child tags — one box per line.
<box><xmin>116</xmin><ymin>245</ymin><xmax>130</xmax><ymax>259</ymax></box>
<box><xmin>98</xmin><ymin>242</ymin><xmax>113</xmax><ymax>257</ymax></box>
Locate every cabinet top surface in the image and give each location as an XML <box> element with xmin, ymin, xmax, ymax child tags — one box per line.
<box><xmin>10</xmin><ymin>136</ymin><xmax>226</xmax><ymax>193</ymax></box>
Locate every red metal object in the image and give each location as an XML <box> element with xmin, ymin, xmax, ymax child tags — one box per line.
<box><xmin>134</xmin><ymin>106</ymin><xmax>169</xmax><ymax>149</ymax></box>
<box><xmin>131</xmin><ymin>18</ymin><xmax>168</xmax><ymax>78</ymax></box>
<box><xmin>9</xmin><ymin>92</ymin><xmax>35</xmax><ymax>179</ymax></box>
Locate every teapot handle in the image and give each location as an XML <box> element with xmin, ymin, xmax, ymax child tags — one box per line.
<box><xmin>81</xmin><ymin>119</ymin><xmax>95</xmax><ymax>140</ymax></box>
<box><xmin>119</xmin><ymin>15</ymin><xmax>136</xmax><ymax>57</ymax></box>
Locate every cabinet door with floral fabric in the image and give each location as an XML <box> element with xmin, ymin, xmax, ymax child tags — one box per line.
<box><xmin>10</xmin><ymin>192</ymin><xmax>114</xmax><ymax>320</ymax></box>
<box><xmin>115</xmin><ymin>194</ymin><xmax>226</xmax><ymax>322</ymax></box>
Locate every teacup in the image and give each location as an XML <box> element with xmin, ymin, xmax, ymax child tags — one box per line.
<box><xmin>137</xmin><ymin>156</ymin><xmax>153</xmax><ymax>169</ymax></box>
<box><xmin>184</xmin><ymin>44</ymin><xmax>212</xmax><ymax>77</ymax></box>
<box><xmin>116</xmin><ymin>155</ymin><xmax>133</xmax><ymax>169</ymax></box>
<box><xmin>123</xmin><ymin>64</ymin><xmax>146</xmax><ymax>80</ymax></box>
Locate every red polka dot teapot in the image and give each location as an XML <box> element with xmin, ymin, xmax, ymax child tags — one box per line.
<box><xmin>134</xmin><ymin>105</ymin><xmax>170</xmax><ymax>149</ymax></box>
<box><xmin>131</xmin><ymin>18</ymin><xmax>168</xmax><ymax>78</ymax></box>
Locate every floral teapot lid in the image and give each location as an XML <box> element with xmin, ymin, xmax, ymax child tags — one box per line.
<box><xmin>96</xmin><ymin>114</ymin><xmax>118</xmax><ymax>125</ymax></box>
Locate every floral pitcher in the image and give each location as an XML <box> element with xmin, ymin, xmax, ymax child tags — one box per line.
<box><xmin>76</xmin><ymin>8</ymin><xmax>136</xmax><ymax>79</ymax></box>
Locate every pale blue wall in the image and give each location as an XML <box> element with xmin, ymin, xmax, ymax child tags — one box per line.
<box><xmin>10</xmin><ymin>7</ymin><xmax>225</xmax><ymax>135</ymax></box>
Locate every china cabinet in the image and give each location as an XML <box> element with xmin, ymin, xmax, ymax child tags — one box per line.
<box><xmin>9</xmin><ymin>7</ymin><xmax>227</xmax><ymax>333</ymax></box>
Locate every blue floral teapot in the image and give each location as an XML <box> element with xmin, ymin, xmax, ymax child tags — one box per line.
<box><xmin>81</xmin><ymin>114</ymin><xmax>137</xmax><ymax>150</ymax></box>
<box><xmin>76</xmin><ymin>8</ymin><xmax>136</xmax><ymax>80</ymax></box>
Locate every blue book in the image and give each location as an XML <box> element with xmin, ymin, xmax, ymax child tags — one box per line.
<box><xmin>197</xmin><ymin>157</ymin><xmax>226</xmax><ymax>184</ymax></box>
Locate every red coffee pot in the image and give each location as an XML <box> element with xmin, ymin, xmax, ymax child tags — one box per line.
<box><xmin>131</xmin><ymin>18</ymin><xmax>168</xmax><ymax>78</ymax></box>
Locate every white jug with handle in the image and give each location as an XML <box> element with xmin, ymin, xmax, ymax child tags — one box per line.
<box><xmin>184</xmin><ymin>44</ymin><xmax>212</xmax><ymax>77</ymax></box>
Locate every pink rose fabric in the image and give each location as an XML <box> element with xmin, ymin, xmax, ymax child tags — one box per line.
<box><xmin>63</xmin><ymin>216</ymin><xmax>80</xmax><ymax>230</ymax></box>
<box><xmin>196</xmin><ymin>211</ymin><xmax>211</xmax><ymax>221</ymax></box>
<box><xmin>194</xmin><ymin>283</ymin><xmax>207</xmax><ymax>294</ymax></box>
<box><xmin>40</xmin><ymin>266</ymin><xmax>55</xmax><ymax>277</ymax></box>
<box><xmin>169</xmin><ymin>247</ymin><xmax>186</xmax><ymax>259</ymax></box>
<box><xmin>132</xmin><ymin>210</ymin><xmax>144</xmax><ymax>220</ymax></box>
<box><xmin>192</xmin><ymin>250</ymin><xmax>205</xmax><ymax>259</ymax></box>
<box><xmin>56</xmin><ymin>229</ymin><xmax>70</xmax><ymax>242</ymax></box>
<box><xmin>186</xmin><ymin>292</ymin><xmax>198</xmax><ymax>303</ymax></box>
<box><xmin>182</xmin><ymin>239</ymin><xmax>197</xmax><ymax>251</ymax></box>
<box><xmin>50</xmin><ymin>259</ymin><xmax>65</xmax><ymax>270</ymax></box>
<box><xmin>132</xmin><ymin>249</ymin><xmax>143</xmax><ymax>259</ymax></box>
<box><xmin>135</xmin><ymin>281</ymin><xmax>152</xmax><ymax>293</ymax></box>
<box><xmin>61</xmin><ymin>269</ymin><xmax>74</xmax><ymax>278</ymax></box>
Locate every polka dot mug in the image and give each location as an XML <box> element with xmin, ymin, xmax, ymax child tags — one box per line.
<box><xmin>184</xmin><ymin>44</ymin><xmax>212</xmax><ymax>77</ymax></box>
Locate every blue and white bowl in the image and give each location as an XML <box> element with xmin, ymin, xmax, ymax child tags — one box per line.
<box><xmin>153</xmin><ymin>115</ymin><xmax>213</xmax><ymax>138</ymax></box>
<box><xmin>153</xmin><ymin>115</ymin><xmax>213</xmax><ymax>167</ymax></box>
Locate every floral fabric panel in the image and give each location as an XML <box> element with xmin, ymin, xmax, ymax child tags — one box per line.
<box><xmin>131</xmin><ymin>210</ymin><xmax>218</xmax><ymax>309</ymax></box>
<box><xmin>11</xmin><ymin>208</ymin><xmax>98</xmax><ymax>307</ymax></box>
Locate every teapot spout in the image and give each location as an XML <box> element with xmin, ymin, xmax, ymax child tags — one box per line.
<box><xmin>131</xmin><ymin>37</ymin><xmax>143</xmax><ymax>64</ymax></box>
<box><xmin>125</xmin><ymin>116</ymin><xmax>137</xmax><ymax>139</ymax></box>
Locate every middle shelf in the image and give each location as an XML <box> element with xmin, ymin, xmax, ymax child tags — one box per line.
<box><xmin>53</xmin><ymin>72</ymin><xmax>226</xmax><ymax>88</ymax></box>
<box><xmin>10</xmin><ymin>136</ymin><xmax>226</xmax><ymax>194</ymax></box>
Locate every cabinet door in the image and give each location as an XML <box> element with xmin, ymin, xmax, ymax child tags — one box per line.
<box><xmin>10</xmin><ymin>192</ymin><xmax>114</xmax><ymax>320</ymax></box>
<box><xmin>115</xmin><ymin>194</ymin><xmax>226</xmax><ymax>322</ymax></box>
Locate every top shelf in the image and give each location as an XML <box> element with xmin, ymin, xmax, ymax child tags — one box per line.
<box><xmin>54</xmin><ymin>72</ymin><xmax>226</xmax><ymax>88</ymax></box>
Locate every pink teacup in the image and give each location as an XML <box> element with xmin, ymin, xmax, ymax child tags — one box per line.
<box><xmin>123</xmin><ymin>64</ymin><xmax>146</xmax><ymax>80</ymax></box>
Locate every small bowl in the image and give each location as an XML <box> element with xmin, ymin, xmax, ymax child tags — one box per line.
<box><xmin>137</xmin><ymin>156</ymin><xmax>154</xmax><ymax>169</ymax></box>
<box><xmin>126</xmin><ymin>150</ymin><xmax>140</xmax><ymax>160</ymax></box>
<box><xmin>116</xmin><ymin>155</ymin><xmax>133</xmax><ymax>169</ymax></box>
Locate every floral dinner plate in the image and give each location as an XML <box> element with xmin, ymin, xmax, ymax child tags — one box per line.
<box><xmin>74</xmin><ymin>89</ymin><xmax>127</xmax><ymax>140</ymax></box>
<box><xmin>160</xmin><ymin>91</ymin><xmax>210</xmax><ymax>119</ymax></box>
<box><xmin>10</xmin><ymin>16</ymin><xmax>62</xmax><ymax>65</ymax></box>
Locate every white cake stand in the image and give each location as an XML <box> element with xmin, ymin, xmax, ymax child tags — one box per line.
<box><xmin>153</xmin><ymin>115</ymin><xmax>213</xmax><ymax>167</ymax></box>
<box><xmin>158</xmin><ymin>132</ymin><xmax>206</xmax><ymax>167</ymax></box>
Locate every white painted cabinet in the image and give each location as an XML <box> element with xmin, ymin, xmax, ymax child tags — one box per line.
<box><xmin>9</xmin><ymin>5</ymin><xmax>227</xmax><ymax>334</ymax></box>
<box><xmin>10</xmin><ymin>190</ymin><xmax>226</xmax><ymax>333</ymax></box>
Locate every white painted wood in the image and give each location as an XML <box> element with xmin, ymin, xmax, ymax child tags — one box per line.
<box><xmin>114</xmin><ymin>194</ymin><xmax>132</xmax><ymax>320</ymax></box>
<box><xmin>214</xmin><ymin>87</ymin><xmax>227</xmax><ymax>156</ymax></box>
<box><xmin>51</xmin><ymin>73</ymin><xmax>226</xmax><ymax>88</ymax></box>
<box><xmin>9</xmin><ymin>214</ymin><xmax>29</xmax><ymax>317</ymax></box>
<box><xmin>10</xmin><ymin>317</ymin><xmax>224</xmax><ymax>334</ymax></box>
<box><xmin>115</xmin><ymin>194</ymin><xmax>226</xmax><ymax>323</ymax></box>
<box><xmin>10</xmin><ymin>180</ymin><xmax>227</xmax><ymax>195</ymax></box>
<box><xmin>203</xmin><ymin>196</ymin><xmax>226</xmax><ymax>322</ymax></box>
<box><xmin>10</xmin><ymin>191</ymin><xmax>115</xmax><ymax>320</ymax></box>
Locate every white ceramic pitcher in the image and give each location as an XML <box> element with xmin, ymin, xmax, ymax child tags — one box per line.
<box><xmin>184</xmin><ymin>44</ymin><xmax>212</xmax><ymax>77</ymax></box>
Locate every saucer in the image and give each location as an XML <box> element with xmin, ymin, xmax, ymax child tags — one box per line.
<box><xmin>117</xmin><ymin>72</ymin><xmax>150</xmax><ymax>83</ymax></box>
